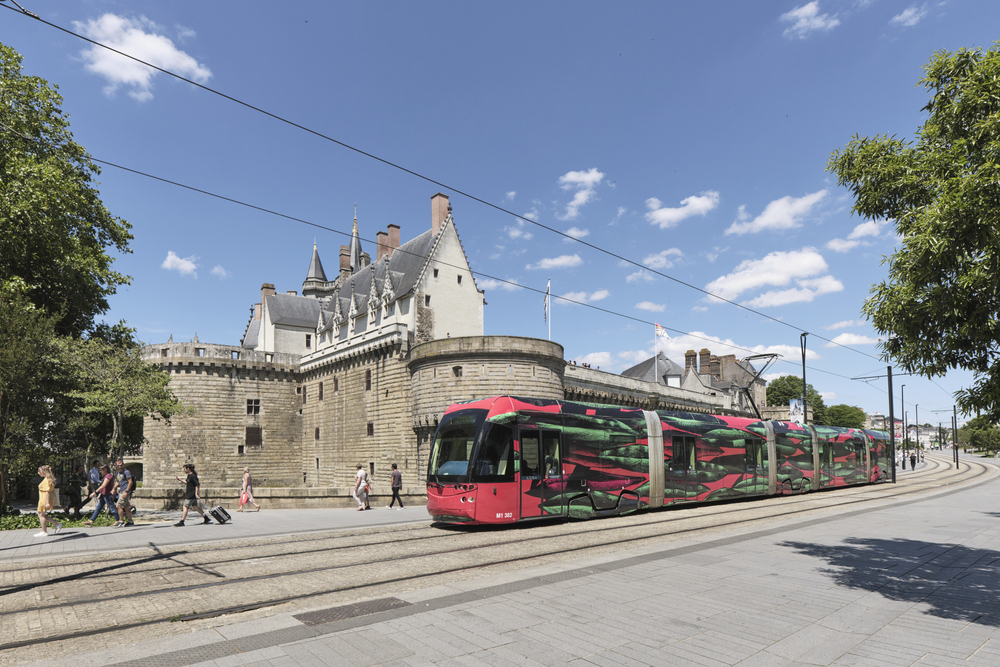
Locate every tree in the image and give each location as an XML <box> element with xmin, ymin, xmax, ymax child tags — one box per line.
<box><xmin>68</xmin><ymin>336</ymin><xmax>186</xmax><ymax>459</ymax></box>
<box><xmin>1</xmin><ymin>42</ymin><xmax>133</xmax><ymax>338</ymax></box>
<box><xmin>826</xmin><ymin>404</ymin><xmax>867</xmax><ymax>430</ymax></box>
<box><xmin>0</xmin><ymin>290</ymin><xmax>67</xmax><ymax>507</ymax></box>
<box><xmin>766</xmin><ymin>375</ymin><xmax>827</xmax><ymax>425</ymax></box>
<box><xmin>827</xmin><ymin>44</ymin><xmax>1000</xmax><ymax>422</ymax></box>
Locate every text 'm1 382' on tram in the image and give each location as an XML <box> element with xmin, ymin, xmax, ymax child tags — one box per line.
<box><xmin>426</xmin><ymin>396</ymin><xmax>889</xmax><ymax>525</ymax></box>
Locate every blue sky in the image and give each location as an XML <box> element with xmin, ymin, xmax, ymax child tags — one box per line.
<box><xmin>3</xmin><ymin>0</ymin><xmax>995</xmax><ymax>423</ymax></box>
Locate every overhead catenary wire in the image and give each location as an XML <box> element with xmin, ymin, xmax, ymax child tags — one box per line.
<box><xmin>1</xmin><ymin>119</ymin><xmax>868</xmax><ymax>387</ymax></box>
<box><xmin>0</xmin><ymin>3</ymin><xmax>884</xmax><ymax>364</ymax></box>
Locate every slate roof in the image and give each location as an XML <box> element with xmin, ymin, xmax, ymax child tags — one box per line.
<box><xmin>265</xmin><ymin>293</ymin><xmax>322</xmax><ymax>328</ymax></box>
<box><xmin>241</xmin><ymin>319</ymin><xmax>260</xmax><ymax>349</ymax></box>
<box><xmin>327</xmin><ymin>227</ymin><xmax>436</xmax><ymax>321</ymax></box>
<box><xmin>621</xmin><ymin>352</ymin><xmax>684</xmax><ymax>384</ymax></box>
<box><xmin>306</xmin><ymin>244</ymin><xmax>327</xmax><ymax>282</ymax></box>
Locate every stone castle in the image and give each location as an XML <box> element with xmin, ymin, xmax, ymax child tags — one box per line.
<box><xmin>138</xmin><ymin>193</ymin><xmax>765</xmax><ymax>508</ymax></box>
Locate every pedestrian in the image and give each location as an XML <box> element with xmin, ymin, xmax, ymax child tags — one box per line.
<box><xmin>34</xmin><ymin>465</ymin><xmax>63</xmax><ymax>537</ymax></box>
<box><xmin>83</xmin><ymin>465</ymin><xmax>119</xmax><ymax>526</ymax></box>
<box><xmin>112</xmin><ymin>458</ymin><xmax>136</xmax><ymax>528</ymax></box>
<box><xmin>173</xmin><ymin>463</ymin><xmax>210</xmax><ymax>526</ymax></box>
<box><xmin>386</xmin><ymin>463</ymin><xmax>404</xmax><ymax>509</ymax></box>
<box><xmin>237</xmin><ymin>467</ymin><xmax>260</xmax><ymax>512</ymax></box>
<box><xmin>87</xmin><ymin>460</ymin><xmax>101</xmax><ymax>497</ymax></box>
<box><xmin>64</xmin><ymin>464</ymin><xmax>85</xmax><ymax>518</ymax></box>
<box><xmin>354</xmin><ymin>464</ymin><xmax>368</xmax><ymax>511</ymax></box>
<box><xmin>910</xmin><ymin>453</ymin><xmax>917</xmax><ymax>470</ymax></box>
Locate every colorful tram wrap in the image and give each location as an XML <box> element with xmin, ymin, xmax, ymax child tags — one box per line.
<box><xmin>426</xmin><ymin>396</ymin><xmax>889</xmax><ymax>525</ymax></box>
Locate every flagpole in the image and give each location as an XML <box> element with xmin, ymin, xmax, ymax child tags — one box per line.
<box><xmin>547</xmin><ymin>278</ymin><xmax>551</xmax><ymax>341</ymax></box>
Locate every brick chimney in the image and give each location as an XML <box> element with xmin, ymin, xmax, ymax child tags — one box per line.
<box><xmin>699</xmin><ymin>348</ymin><xmax>712</xmax><ymax>375</ymax></box>
<box><xmin>685</xmin><ymin>349</ymin><xmax>697</xmax><ymax>374</ymax></box>
<box><xmin>376</xmin><ymin>231</ymin><xmax>388</xmax><ymax>262</ymax></box>
<box><xmin>387</xmin><ymin>223</ymin><xmax>400</xmax><ymax>258</ymax></box>
<box><xmin>339</xmin><ymin>245</ymin><xmax>351</xmax><ymax>278</ymax></box>
<box><xmin>709</xmin><ymin>355</ymin><xmax>721</xmax><ymax>380</ymax></box>
<box><xmin>253</xmin><ymin>303</ymin><xmax>261</xmax><ymax>320</ymax></box>
<box><xmin>431</xmin><ymin>193</ymin><xmax>450</xmax><ymax>235</ymax></box>
<box><xmin>261</xmin><ymin>283</ymin><xmax>276</xmax><ymax>305</ymax></box>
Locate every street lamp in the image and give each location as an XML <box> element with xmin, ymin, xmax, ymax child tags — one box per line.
<box><xmin>901</xmin><ymin>385</ymin><xmax>906</xmax><ymax>469</ymax></box>
<box><xmin>915</xmin><ymin>403</ymin><xmax>920</xmax><ymax>465</ymax></box>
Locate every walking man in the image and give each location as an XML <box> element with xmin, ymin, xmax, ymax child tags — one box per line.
<box><xmin>113</xmin><ymin>458</ymin><xmax>136</xmax><ymax>527</ymax></box>
<box><xmin>354</xmin><ymin>464</ymin><xmax>368</xmax><ymax>511</ymax></box>
<box><xmin>87</xmin><ymin>460</ymin><xmax>101</xmax><ymax>497</ymax></box>
<box><xmin>387</xmin><ymin>463</ymin><xmax>404</xmax><ymax>509</ymax></box>
<box><xmin>174</xmin><ymin>463</ymin><xmax>210</xmax><ymax>526</ymax></box>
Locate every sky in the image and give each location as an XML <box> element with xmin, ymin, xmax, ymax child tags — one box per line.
<box><xmin>2</xmin><ymin>0</ymin><xmax>995</xmax><ymax>425</ymax></box>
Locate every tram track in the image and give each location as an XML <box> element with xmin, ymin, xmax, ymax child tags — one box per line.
<box><xmin>1</xmin><ymin>453</ymin><xmax>992</xmax><ymax>655</ymax></box>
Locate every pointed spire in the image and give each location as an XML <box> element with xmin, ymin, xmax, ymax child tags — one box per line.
<box><xmin>306</xmin><ymin>242</ymin><xmax>327</xmax><ymax>282</ymax></box>
<box><xmin>349</xmin><ymin>208</ymin><xmax>362</xmax><ymax>273</ymax></box>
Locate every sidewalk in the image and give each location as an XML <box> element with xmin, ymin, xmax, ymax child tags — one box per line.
<box><xmin>0</xmin><ymin>504</ymin><xmax>429</xmax><ymax>562</ymax></box>
<box><xmin>9</xmin><ymin>451</ymin><xmax>997</xmax><ymax>667</ymax></box>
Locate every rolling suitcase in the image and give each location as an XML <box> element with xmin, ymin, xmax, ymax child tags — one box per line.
<box><xmin>209</xmin><ymin>505</ymin><xmax>231</xmax><ymax>524</ymax></box>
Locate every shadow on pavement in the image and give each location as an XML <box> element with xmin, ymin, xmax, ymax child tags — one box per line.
<box><xmin>780</xmin><ymin>537</ymin><xmax>1000</xmax><ymax>627</ymax></box>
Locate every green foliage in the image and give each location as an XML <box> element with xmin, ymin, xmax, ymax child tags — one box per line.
<box><xmin>826</xmin><ymin>404</ymin><xmax>867</xmax><ymax>429</ymax></box>
<box><xmin>766</xmin><ymin>375</ymin><xmax>828</xmax><ymax>424</ymax></box>
<box><xmin>69</xmin><ymin>336</ymin><xmax>187</xmax><ymax>457</ymax></box>
<box><xmin>0</xmin><ymin>510</ymin><xmax>118</xmax><ymax>531</ymax></box>
<box><xmin>828</xmin><ymin>44</ymin><xmax>1000</xmax><ymax>422</ymax></box>
<box><xmin>957</xmin><ymin>416</ymin><xmax>1000</xmax><ymax>452</ymax></box>
<box><xmin>0</xmin><ymin>42</ymin><xmax>133</xmax><ymax>337</ymax></box>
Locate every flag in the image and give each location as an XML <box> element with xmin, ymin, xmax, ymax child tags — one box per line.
<box><xmin>543</xmin><ymin>279</ymin><xmax>550</xmax><ymax>323</ymax></box>
<box><xmin>655</xmin><ymin>323</ymin><xmax>668</xmax><ymax>339</ymax></box>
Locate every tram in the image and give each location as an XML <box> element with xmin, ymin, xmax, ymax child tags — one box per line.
<box><xmin>426</xmin><ymin>396</ymin><xmax>889</xmax><ymax>525</ymax></box>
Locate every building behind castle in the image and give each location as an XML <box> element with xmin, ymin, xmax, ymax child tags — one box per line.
<box><xmin>138</xmin><ymin>193</ymin><xmax>766</xmax><ymax>508</ymax></box>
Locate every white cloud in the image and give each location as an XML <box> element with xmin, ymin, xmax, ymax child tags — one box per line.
<box><xmin>824</xmin><ymin>333</ymin><xmax>881</xmax><ymax>347</ymax></box>
<box><xmin>574</xmin><ymin>351</ymin><xmax>613</xmax><ymax>369</ymax></box>
<box><xmin>75</xmin><ymin>14</ymin><xmax>212</xmax><ymax>101</ymax></box>
<box><xmin>725</xmin><ymin>190</ymin><xmax>827</xmax><ymax>235</ymax></box>
<box><xmin>626</xmin><ymin>269</ymin><xmax>655</xmax><ymax>283</ymax></box>
<box><xmin>636</xmin><ymin>301</ymin><xmax>666</xmax><ymax>313</ymax></box>
<box><xmin>505</xmin><ymin>218</ymin><xmax>534</xmax><ymax>240</ymax></box>
<box><xmin>826</xmin><ymin>319</ymin><xmax>862</xmax><ymax>330</ymax></box>
<box><xmin>781</xmin><ymin>2</ymin><xmax>841</xmax><ymax>40</ymax></box>
<box><xmin>526</xmin><ymin>254</ymin><xmax>583</xmax><ymax>270</ymax></box>
<box><xmin>609</xmin><ymin>206</ymin><xmax>627</xmax><ymax>226</ymax></box>
<box><xmin>742</xmin><ymin>275</ymin><xmax>844</xmax><ymax>308</ymax></box>
<box><xmin>557</xmin><ymin>168</ymin><xmax>604</xmax><ymax>220</ymax></box>
<box><xmin>820</xmin><ymin>391</ymin><xmax>837</xmax><ymax>402</ymax></box>
<box><xmin>210</xmin><ymin>265</ymin><xmax>230</xmax><ymax>279</ymax></box>
<box><xmin>890</xmin><ymin>6</ymin><xmax>927</xmax><ymax>28</ymax></box>
<box><xmin>565</xmin><ymin>227</ymin><xmax>590</xmax><ymax>240</ymax></box>
<box><xmin>559</xmin><ymin>289</ymin><xmax>609</xmax><ymax>305</ymax></box>
<box><xmin>478</xmin><ymin>278</ymin><xmax>522</xmax><ymax>292</ymax></box>
<box><xmin>645</xmin><ymin>191</ymin><xmax>719</xmax><ymax>229</ymax></box>
<box><xmin>644</xmin><ymin>248</ymin><xmax>683</xmax><ymax>269</ymax></box>
<box><xmin>162</xmin><ymin>251</ymin><xmax>198</xmax><ymax>277</ymax></box>
<box><xmin>505</xmin><ymin>191</ymin><xmax>516</xmax><ymax>201</ymax></box>
<box><xmin>705</xmin><ymin>247</ymin><xmax>843</xmax><ymax>307</ymax></box>
<box><xmin>826</xmin><ymin>219</ymin><xmax>886</xmax><ymax>252</ymax></box>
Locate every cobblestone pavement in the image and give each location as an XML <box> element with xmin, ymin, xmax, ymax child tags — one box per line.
<box><xmin>7</xmin><ymin>452</ymin><xmax>1000</xmax><ymax>667</ymax></box>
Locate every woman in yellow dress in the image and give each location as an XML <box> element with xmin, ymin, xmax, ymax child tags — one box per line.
<box><xmin>35</xmin><ymin>465</ymin><xmax>62</xmax><ymax>537</ymax></box>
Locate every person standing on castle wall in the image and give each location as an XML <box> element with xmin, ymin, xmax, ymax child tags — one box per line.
<box><xmin>34</xmin><ymin>465</ymin><xmax>63</xmax><ymax>537</ymax></box>
<box><xmin>238</xmin><ymin>467</ymin><xmax>260</xmax><ymax>512</ymax></box>
<box><xmin>112</xmin><ymin>458</ymin><xmax>135</xmax><ymax>528</ymax></box>
<box><xmin>354</xmin><ymin>464</ymin><xmax>368</xmax><ymax>511</ymax></box>
<box><xmin>387</xmin><ymin>463</ymin><xmax>404</xmax><ymax>510</ymax></box>
<box><xmin>174</xmin><ymin>463</ymin><xmax>210</xmax><ymax>526</ymax></box>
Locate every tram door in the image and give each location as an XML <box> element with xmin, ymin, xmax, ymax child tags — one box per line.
<box><xmin>817</xmin><ymin>436</ymin><xmax>836</xmax><ymax>488</ymax></box>
<box><xmin>743</xmin><ymin>437</ymin><xmax>768</xmax><ymax>496</ymax></box>
<box><xmin>518</xmin><ymin>428</ymin><xmax>564</xmax><ymax>519</ymax></box>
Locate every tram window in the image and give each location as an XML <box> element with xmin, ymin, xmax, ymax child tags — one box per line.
<box><xmin>745</xmin><ymin>438</ymin><xmax>765</xmax><ymax>472</ymax></box>
<box><xmin>670</xmin><ymin>435</ymin><xmax>696</xmax><ymax>473</ymax></box>
<box><xmin>474</xmin><ymin>423</ymin><xmax>514</xmax><ymax>482</ymax></box>
<box><xmin>520</xmin><ymin>431</ymin><xmax>542</xmax><ymax>479</ymax></box>
<box><xmin>428</xmin><ymin>410</ymin><xmax>485</xmax><ymax>478</ymax></box>
<box><xmin>542</xmin><ymin>431</ymin><xmax>560</xmax><ymax>478</ymax></box>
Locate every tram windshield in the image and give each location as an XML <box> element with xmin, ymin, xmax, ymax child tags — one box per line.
<box><xmin>428</xmin><ymin>409</ymin><xmax>487</xmax><ymax>480</ymax></box>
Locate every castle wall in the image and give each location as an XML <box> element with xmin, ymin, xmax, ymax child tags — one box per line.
<box><xmin>141</xmin><ymin>343</ymin><xmax>302</xmax><ymax>489</ymax></box>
